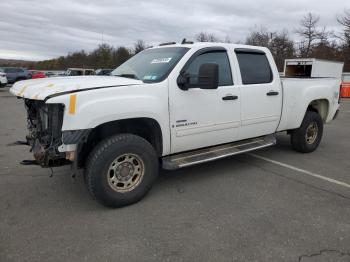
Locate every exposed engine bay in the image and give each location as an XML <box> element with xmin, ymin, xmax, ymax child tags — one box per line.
<box><xmin>24</xmin><ymin>99</ymin><xmax>68</xmax><ymax>167</ymax></box>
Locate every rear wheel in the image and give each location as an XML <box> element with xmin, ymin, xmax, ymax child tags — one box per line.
<box><xmin>85</xmin><ymin>134</ymin><xmax>159</xmax><ymax>207</ymax></box>
<box><xmin>290</xmin><ymin>111</ymin><xmax>323</xmax><ymax>153</ymax></box>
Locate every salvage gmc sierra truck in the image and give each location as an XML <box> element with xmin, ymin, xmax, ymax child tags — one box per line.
<box><xmin>10</xmin><ymin>42</ymin><xmax>342</xmax><ymax>207</ymax></box>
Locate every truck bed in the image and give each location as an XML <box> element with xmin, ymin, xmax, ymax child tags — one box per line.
<box><xmin>277</xmin><ymin>77</ymin><xmax>341</xmax><ymax>132</ymax></box>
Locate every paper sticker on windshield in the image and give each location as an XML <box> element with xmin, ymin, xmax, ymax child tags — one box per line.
<box><xmin>144</xmin><ymin>75</ymin><xmax>158</xmax><ymax>80</ymax></box>
<box><xmin>151</xmin><ymin>58</ymin><xmax>172</xmax><ymax>64</ymax></box>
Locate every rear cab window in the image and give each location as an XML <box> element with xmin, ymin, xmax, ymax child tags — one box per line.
<box><xmin>235</xmin><ymin>49</ymin><xmax>273</xmax><ymax>85</ymax></box>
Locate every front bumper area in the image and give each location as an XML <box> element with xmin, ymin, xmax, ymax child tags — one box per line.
<box><xmin>32</xmin><ymin>138</ymin><xmax>68</xmax><ymax>167</ymax></box>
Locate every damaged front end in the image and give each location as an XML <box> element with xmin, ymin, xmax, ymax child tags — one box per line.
<box><xmin>24</xmin><ymin>99</ymin><xmax>69</xmax><ymax>167</ymax></box>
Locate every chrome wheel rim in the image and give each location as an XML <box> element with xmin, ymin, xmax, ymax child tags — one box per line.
<box><xmin>107</xmin><ymin>153</ymin><xmax>145</xmax><ymax>193</ymax></box>
<box><xmin>305</xmin><ymin>122</ymin><xmax>318</xmax><ymax>145</ymax></box>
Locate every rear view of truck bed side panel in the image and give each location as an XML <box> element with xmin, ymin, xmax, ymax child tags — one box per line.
<box><xmin>277</xmin><ymin>78</ymin><xmax>341</xmax><ymax>132</ymax></box>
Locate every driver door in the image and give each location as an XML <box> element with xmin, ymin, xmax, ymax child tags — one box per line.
<box><xmin>169</xmin><ymin>48</ymin><xmax>241</xmax><ymax>154</ymax></box>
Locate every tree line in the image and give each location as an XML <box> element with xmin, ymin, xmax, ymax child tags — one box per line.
<box><xmin>2</xmin><ymin>10</ymin><xmax>350</xmax><ymax>72</ymax></box>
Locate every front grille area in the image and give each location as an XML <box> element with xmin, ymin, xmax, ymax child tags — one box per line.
<box><xmin>24</xmin><ymin>99</ymin><xmax>67</xmax><ymax>167</ymax></box>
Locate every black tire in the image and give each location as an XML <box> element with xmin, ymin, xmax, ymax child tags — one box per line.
<box><xmin>85</xmin><ymin>134</ymin><xmax>159</xmax><ymax>207</ymax></box>
<box><xmin>290</xmin><ymin>111</ymin><xmax>323</xmax><ymax>153</ymax></box>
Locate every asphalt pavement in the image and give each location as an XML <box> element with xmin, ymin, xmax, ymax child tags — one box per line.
<box><xmin>0</xmin><ymin>85</ymin><xmax>349</xmax><ymax>262</ymax></box>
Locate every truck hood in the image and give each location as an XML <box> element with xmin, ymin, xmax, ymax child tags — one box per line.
<box><xmin>9</xmin><ymin>76</ymin><xmax>143</xmax><ymax>100</ymax></box>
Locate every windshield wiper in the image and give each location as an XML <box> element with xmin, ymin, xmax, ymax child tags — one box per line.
<box><xmin>115</xmin><ymin>74</ymin><xmax>139</xmax><ymax>80</ymax></box>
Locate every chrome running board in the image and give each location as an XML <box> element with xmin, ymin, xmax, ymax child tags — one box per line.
<box><xmin>162</xmin><ymin>135</ymin><xmax>276</xmax><ymax>170</ymax></box>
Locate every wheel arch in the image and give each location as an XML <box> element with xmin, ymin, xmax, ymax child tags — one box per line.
<box><xmin>78</xmin><ymin>117</ymin><xmax>163</xmax><ymax>168</ymax></box>
<box><xmin>307</xmin><ymin>99</ymin><xmax>330</xmax><ymax>122</ymax></box>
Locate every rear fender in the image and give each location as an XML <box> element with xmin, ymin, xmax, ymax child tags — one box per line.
<box><xmin>277</xmin><ymin>81</ymin><xmax>339</xmax><ymax>131</ymax></box>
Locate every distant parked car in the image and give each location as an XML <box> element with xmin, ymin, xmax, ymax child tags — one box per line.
<box><xmin>0</xmin><ymin>70</ymin><xmax>7</xmax><ymax>87</ymax></box>
<box><xmin>65</xmin><ymin>68</ymin><xmax>95</xmax><ymax>76</ymax></box>
<box><xmin>45</xmin><ymin>71</ymin><xmax>56</xmax><ymax>77</ymax></box>
<box><xmin>95</xmin><ymin>69</ymin><xmax>113</xmax><ymax>76</ymax></box>
<box><xmin>0</xmin><ymin>67</ymin><xmax>31</xmax><ymax>84</ymax></box>
<box><xmin>45</xmin><ymin>71</ymin><xmax>66</xmax><ymax>77</ymax></box>
<box><xmin>29</xmin><ymin>70</ymin><xmax>46</xmax><ymax>79</ymax></box>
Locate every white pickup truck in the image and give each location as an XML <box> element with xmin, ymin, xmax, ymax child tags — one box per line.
<box><xmin>10</xmin><ymin>42</ymin><xmax>342</xmax><ymax>207</ymax></box>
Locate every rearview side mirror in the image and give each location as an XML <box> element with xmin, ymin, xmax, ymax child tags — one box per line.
<box><xmin>197</xmin><ymin>63</ymin><xmax>219</xmax><ymax>89</ymax></box>
<box><xmin>177</xmin><ymin>63</ymin><xmax>219</xmax><ymax>90</ymax></box>
<box><xmin>177</xmin><ymin>73</ymin><xmax>190</xmax><ymax>90</ymax></box>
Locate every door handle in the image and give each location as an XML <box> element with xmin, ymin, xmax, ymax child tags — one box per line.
<box><xmin>222</xmin><ymin>95</ymin><xmax>238</xmax><ymax>101</ymax></box>
<box><xmin>266</xmin><ymin>91</ymin><xmax>279</xmax><ymax>96</ymax></box>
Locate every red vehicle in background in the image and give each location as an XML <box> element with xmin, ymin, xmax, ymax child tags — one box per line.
<box><xmin>29</xmin><ymin>70</ymin><xmax>46</xmax><ymax>79</ymax></box>
<box><xmin>341</xmin><ymin>73</ymin><xmax>350</xmax><ymax>98</ymax></box>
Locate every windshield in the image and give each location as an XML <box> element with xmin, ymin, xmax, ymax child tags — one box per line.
<box><xmin>111</xmin><ymin>47</ymin><xmax>189</xmax><ymax>83</ymax></box>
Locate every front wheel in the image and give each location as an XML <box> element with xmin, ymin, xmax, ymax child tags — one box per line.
<box><xmin>290</xmin><ymin>111</ymin><xmax>323</xmax><ymax>153</ymax></box>
<box><xmin>85</xmin><ymin>134</ymin><xmax>159</xmax><ymax>207</ymax></box>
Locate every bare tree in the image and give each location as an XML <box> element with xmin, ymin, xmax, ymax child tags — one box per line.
<box><xmin>196</xmin><ymin>32</ymin><xmax>220</xmax><ymax>42</ymax></box>
<box><xmin>113</xmin><ymin>47</ymin><xmax>132</xmax><ymax>67</ymax></box>
<box><xmin>317</xmin><ymin>26</ymin><xmax>333</xmax><ymax>44</ymax></box>
<box><xmin>246</xmin><ymin>27</ymin><xmax>294</xmax><ymax>71</ymax></box>
<box><xmin>269</xmin><ymin>30</ymin><xmax>295</xmax><ymax>71</ymax></box>
<box><xmin>134</xmin><ymin>40</ymin><xmax>146</xmax><ymax>54</ymax></box>
<box><xmin>337</xmin><ymin>9</ymin><xmax>350</xmax><ymax>47</ymax></box>
<box><xmin>224</xmin><ymin>35</ymin><xmax>232</xmax><ymax>43</ymax></box>
<box><xmin>296</xmin><ymin>12</ymin><xmax>320</xmax><ymax>57</ymax></box>
<box><xmin>337</xmin><ymin>9</ymin><xmax>350</xmax><ymax>71</ymax></box>
<box><xmin>90</xmin><ymin>44</ymin><xmax>114</xmax><ymax>68</ymax></box>
<box><xmin>245</xmin><ymin>26</ymin><xmax>274</xmax><ymax>47</ymax></box>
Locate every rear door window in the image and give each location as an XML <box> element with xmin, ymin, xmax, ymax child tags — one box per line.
<box><xmin>235</xmin><ymin>50</ymin><xmax>273</xmax><ymax>85</ymax></box>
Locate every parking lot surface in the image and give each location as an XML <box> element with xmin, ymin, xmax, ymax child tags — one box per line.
<box><xmin>0</xmin><ymin>86</ymin><xmax>349</xmax><ymax>262</ymax></box>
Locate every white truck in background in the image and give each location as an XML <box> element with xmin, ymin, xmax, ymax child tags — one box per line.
<box><xmin>284</xmin><ymin>58</ymin><xmax>344</xmax><ymax>78</ymax></box>
<box><xmin>10</xmin><ymin>42</ymin><xmax>343</xmax><ymax>207</ymax></box>
<box><xmin>0</xmin><ymin>70</ymin><xmax>7</xmax><ymax>87</ymax></box>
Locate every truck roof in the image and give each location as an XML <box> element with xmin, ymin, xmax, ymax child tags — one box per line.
<box><xmin>150</xmin><ymin>42</ymin><xmax>270</xmax><ymax>52</ymax></box>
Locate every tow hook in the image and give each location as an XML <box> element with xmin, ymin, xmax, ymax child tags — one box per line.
<box><xmin>20</xmin><ymin>160</ymin><xmax>55</xmax><ymax>177</ymax></box>
<box><xmin>20</xmin><ymin>160</ymin><xmax>39</xmax><ymax>165</ymax></box>
<box><xmin>7</xmin><ymin>140</ymin><xmax>29</xmax><ymax>146</ymax></box>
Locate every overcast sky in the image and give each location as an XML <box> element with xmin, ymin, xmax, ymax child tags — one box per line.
<box><xmin>0</xmin><ymin>0</ymin><xmax>349</xmax><ymax>61</ymax></box>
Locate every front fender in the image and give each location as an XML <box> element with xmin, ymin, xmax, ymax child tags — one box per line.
<box><xmin>47</xmin><ymin>82</ymin><xmax>171</xmax><ymax>155</ymax></box>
